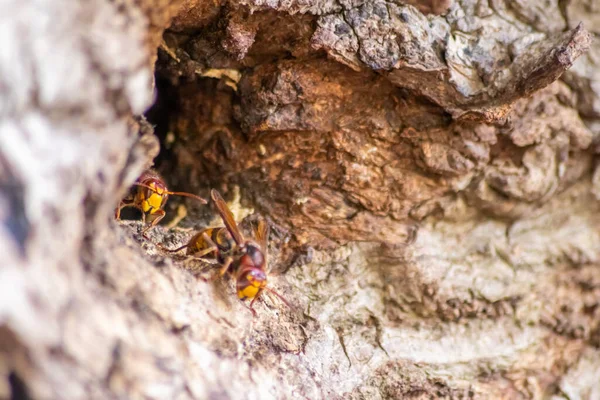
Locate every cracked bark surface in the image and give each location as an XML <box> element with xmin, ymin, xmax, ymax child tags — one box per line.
<box><xmin>1</xmin><ymin>0</ymin><xmax>600</xmax><ymax>399</ymax></box>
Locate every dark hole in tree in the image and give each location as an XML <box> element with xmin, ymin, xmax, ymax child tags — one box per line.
<box><xmin>118</xmin><ymin>75</ymin><xmax>183</xmax><ymax>224</ymax></box>
<box><xmin>139</xmin><ymin>71</ymin><xmax>219</xmax><ymax>229</ymax></box>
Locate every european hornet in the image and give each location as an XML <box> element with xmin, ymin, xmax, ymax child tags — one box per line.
<box><xmin>163</xmin><ymin>189</ymin><xmax>290</xmax><ymax>315</ymax></box>
<box><xmin>115</xmin><ymin>169</ymin><xmax>207</xmax><ymax>234</ymax></box>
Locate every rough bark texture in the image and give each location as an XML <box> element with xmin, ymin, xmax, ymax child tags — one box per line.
<box><xmin>1</xmin><ymin>0</ymin><xmax>600</xmax><ymax>399</ymax></box>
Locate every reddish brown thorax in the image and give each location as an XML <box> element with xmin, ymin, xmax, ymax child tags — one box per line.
<box><xmin>240</xmin><ymin>243</ymin><xmax>265</xmax><ymax>269</ymax></box>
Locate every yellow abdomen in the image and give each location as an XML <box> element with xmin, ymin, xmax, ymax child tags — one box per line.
<box><xmin>186</xmin><ymin>229</ymin><xmax>216</xmax><ymax>256</ymax></box>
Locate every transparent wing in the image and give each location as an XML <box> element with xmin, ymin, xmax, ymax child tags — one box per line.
<box><xmin>210</xmin><ymin>189</ymin><xmax>245</xmax><ymax>245</ymax></box>
<box><xmin>254</xmin><ymin>219</ymin><xmax>270</xmax><ymax>267</ymax></box>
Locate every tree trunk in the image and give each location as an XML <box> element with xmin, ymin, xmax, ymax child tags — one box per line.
<box><xmin>1</xmin><ymin>0</ymin><xmax>600</xmax><ymax>399</ymax></box>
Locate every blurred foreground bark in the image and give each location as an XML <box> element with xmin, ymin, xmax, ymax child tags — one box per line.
<box><xmin>1</xmin><ymin>0</ymin><xmax>600</xmax><ymax>399</ymax></box>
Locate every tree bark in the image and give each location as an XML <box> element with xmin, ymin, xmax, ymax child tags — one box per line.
<box><xmin>1</xmin><ymin>0</ymin><xmax>600</xmax><ymax>399</ymax></box>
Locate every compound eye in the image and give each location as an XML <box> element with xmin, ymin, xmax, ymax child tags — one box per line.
<box><xmin>143</xmin><ymin>187</ymin><xmax>154</xmax><ymax>200</ymax></box>
<box><xmin>249</xmin><ymin>269</ymin><xmax>267</xmax><ymax>284</ymax></box>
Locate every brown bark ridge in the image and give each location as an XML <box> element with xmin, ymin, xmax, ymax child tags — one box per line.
<box><xmin>1</xmin><ymin>0</ymin><xmax>600</xmax><ymax>399</ymax></box>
